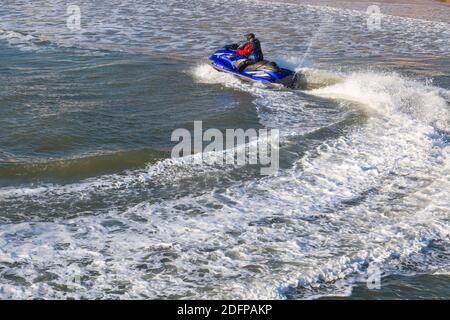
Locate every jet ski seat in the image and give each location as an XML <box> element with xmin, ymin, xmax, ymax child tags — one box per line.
<box><xmin>244</xmin><ymin>60</ymin><xmax>281</xmax><ymax>72</ymax></box>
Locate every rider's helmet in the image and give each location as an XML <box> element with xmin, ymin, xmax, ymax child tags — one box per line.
<box><xmin>245</xmin><ymin>33</ymin><xmax>255</xmax><ymax>41</ymax></box>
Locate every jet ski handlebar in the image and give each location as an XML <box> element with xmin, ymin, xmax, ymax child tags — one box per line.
<box><xmin>223</xmin><ymin>43</ymin><xmax>239</xmax><ymax>50</ymax></box>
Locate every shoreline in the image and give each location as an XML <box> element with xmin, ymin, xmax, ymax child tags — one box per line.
<box><xmin>268</xmin><ymin>0</ymin><xmax>450</xmax><ymax>23</ymax></box>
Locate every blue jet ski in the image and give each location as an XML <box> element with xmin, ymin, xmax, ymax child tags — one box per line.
<box><xmin>209</xmin><ymin>45</ymin><xmax>298</xmax><ymax>87</ymax></box>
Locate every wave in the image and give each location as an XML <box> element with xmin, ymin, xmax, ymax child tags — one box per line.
<box><xmin>0</xmin><ymin>149</ymin><xmax>166</xmax><ymax>182</ymax></box>
<box><xmin>309</xmin><ymin>71</ymin><xmax>450</xmax><ymax>129</ymax></box>
<box><xmin>0</xmin><ymin>29</ymin><xmax>42</xmax><ymax>51</ymax></box>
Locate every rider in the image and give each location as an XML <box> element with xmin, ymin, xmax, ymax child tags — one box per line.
<box><xmin>235</xmin><ymin>33</ymin><xmax>264</xmax><ymax>71</ymax></box>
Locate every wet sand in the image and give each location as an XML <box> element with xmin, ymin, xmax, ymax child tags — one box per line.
<box><xmin>271</xmin><ymin>0</ymin><xmax>450</xmax><ymax>22</ymax></box>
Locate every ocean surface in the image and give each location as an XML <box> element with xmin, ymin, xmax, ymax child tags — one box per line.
<box><xmin>0</xmin><ymin>0</ymin><xmax>449</xmax><ymax>299</ymax></box>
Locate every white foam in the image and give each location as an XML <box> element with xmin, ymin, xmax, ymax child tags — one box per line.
<box><xmin>310</xmin><ymin>71</ymin><xmax>450</xmax><ymax>128</ymax></box>
<box><xmin>0</xmin><ymin>29</ymin><xmax>39</xmax><ymax>51</ymax></box>
<box><xmin>190</xmin><ymin>63</ymin><xmax>241</xmax><ymax>86</ymax></box>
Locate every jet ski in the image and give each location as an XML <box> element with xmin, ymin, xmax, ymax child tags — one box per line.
<box><xmin>209</xmin><ymin>45</ymin><xmax>298</xmax><ymax>88</ymax></box>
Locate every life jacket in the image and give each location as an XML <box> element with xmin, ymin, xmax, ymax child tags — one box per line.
<box><xmin>248</xmin><ymin>38</ymin><xmax>264</xmax><ymax>61</ymax></box>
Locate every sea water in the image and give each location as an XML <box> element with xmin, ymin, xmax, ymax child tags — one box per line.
<box><xmin>0</xmin><ymin>0</ymin><xmax>449</xmax><ymax>299</ymax></box>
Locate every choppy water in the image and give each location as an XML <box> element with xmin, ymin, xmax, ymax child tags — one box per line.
<box><xmin>0</xmin><ymin>0</ymin><xmax>449</xmax><ymax>299</ymax></box>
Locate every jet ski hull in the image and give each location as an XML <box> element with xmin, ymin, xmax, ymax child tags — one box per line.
<box><xmin>209</xmin><ymin>48</ymin><xmax>297</xmax><ymax>87</ymax></box>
